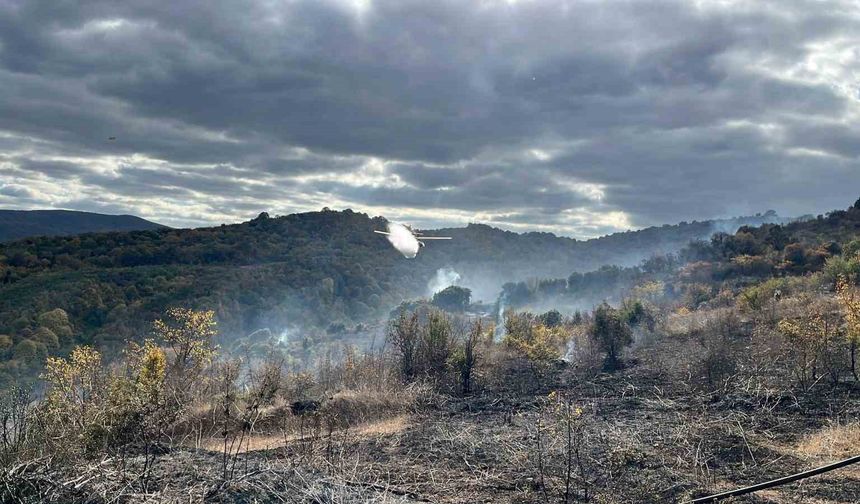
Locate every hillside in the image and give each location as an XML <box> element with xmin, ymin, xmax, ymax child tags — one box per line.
<box><xmin>0</xmin><ymin>209</ymin><xmax>166</xmax><ymax>242</ymax></box>
<box><xmin>0</xmin><ymin>208</ymin><xmax>788</xmax><ymax>386</ymax></box>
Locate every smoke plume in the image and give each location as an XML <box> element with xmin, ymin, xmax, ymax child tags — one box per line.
<box><xmin>493</xmin><ymin>291</ymin><xmax>508</xmax><ymax>342</ymax></box>
<box><xmin>427</xmin><ymin>267</ymin><xmax>461</xmax><ymax>296</ymax></box>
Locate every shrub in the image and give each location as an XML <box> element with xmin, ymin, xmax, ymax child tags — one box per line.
<box><xmin>737</xmin><ymin>277</ymin><xmax>788</xmax><ymax>313</ymax></box>
<box><xmin>729</xmin><ymin>254</ymin><xmax>773</xmax><ymax>277</ymax></box>
<box><xmin>777</xmin><ymin>300</ymin><xmax>843</xmax><ymax>390</ymax></box>
<box><xmin>0</xmin><ymin>385</ymin><xmax>32</xmax><ymax>466</ymax></box>
<box><xmin>503</xmin><ymin>312</ymin><xmax>568</xmax><ymax>374</ymax></box>
<box><xmin>694</xmin><ymin>309</ymin><xmax>741</xmax><ymax>391</ymax></box>
<box><xmin>30</xmin><ymin>327</ymin><xmax>58</xmax><ymax>349</ymax></box>
<box><xmin>822</xmin><ymin>255</ymin><xmax>860</xmax><ymax>288</ymax></box>
<box><xmin>417</xmin><ymin>310</ymin><xmax>454</xmax><ymax>379</ymax></box>
<box><xmin>836</xmin><ymin>277</ymin><xmax>860</xmax><ymax>380</ymax></box>
<box><xmin>31</xmin><ymin>308</ymin><xmax>218</xmax><ymax>460</ymax></box>
<box><xmin>12</xmin><ymin>340</ymin><xmax>46</xmax><ymax>364</ymax></box>
<box><xmin>450</xmin><ymin>320</ymin><xmax>483</xmax><ymax>395</ymax></box>
<box><xmin>843</xmin><ymin>239</ymin><xmax>860</xmax><ymax>259</ymax></box>
<box><xmin>589</xmin><ymin>303</ymin><xmax>632</xmax><ymax>371</ymax></box>
<box><xmin>387</xmin><ymin>310</ymin><xmax>420</xmax><ymax>381</ymax></box>
<box><xmin>539</xmin><ymin>310</ymin><xmax>563</xmax><ymax>328</ymax></box>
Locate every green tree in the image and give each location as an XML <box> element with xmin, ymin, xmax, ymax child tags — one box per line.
<box><xmin>539</xmin><ymin>309</ymin><xmax>563</xmax><ymax>328</ymax></box>
<box><xmin>36</xmin><ymin>309</ymin><xmax>73</xmax><ymax>342</ymax></box>
<box><xmin>432</xmin><ymin>286</ymin><xmax>472</xmax><ymax>312</ymax></box>
<box><xmin>589</xmin><ymin>303</ymin><xmax>633</xmax><ymax>371</ymax></box>
<box><xmin>31</xmin><ymin>327</ymin><xmax>59</xmax><ymax>349</ymax></box>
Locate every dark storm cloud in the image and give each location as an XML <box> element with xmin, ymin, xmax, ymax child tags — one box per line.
<box><xmin>0</xmin><ymin>0</ymin><xmax>858</xmax><ymax>236</ymax></box>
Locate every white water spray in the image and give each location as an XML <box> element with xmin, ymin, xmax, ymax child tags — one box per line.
<box><xmin>385</xmin><ymin>222</ymin><xmax>420</xmax><ymax>258</ymax></box>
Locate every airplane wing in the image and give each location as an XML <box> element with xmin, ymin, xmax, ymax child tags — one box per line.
<box><xmin>373</xmin><ymin>230</ymin><xmax>391</xmax><ymax>236</ymax></box>
<box><xmin>416</xmin><ymin>236</ymin><xmax>452</xmax><ymax>240</ymax></box>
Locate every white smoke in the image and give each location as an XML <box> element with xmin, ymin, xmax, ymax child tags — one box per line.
<box><xmin>385</xmin><ymin>222</ymin><xmax>420</xmax><ymax>258</ymax></box>
<box><xmin>278</xmin><ymin>327</ymin><xmax>299</xmax><ymax>345</ymax></box>
<box><xmin>427</xmin><ymin>267</ymin><xmax>461</xmax><ymax>296</ymax></box>
<box><xmin>493</xmin><ymin>292</ymin><xmax>508</xmax><ymax>342</ymax></box>
<box><xmin>563</xmin><ymin>337</ymin><xmax>576</xmax><ymax>362</ymax></box>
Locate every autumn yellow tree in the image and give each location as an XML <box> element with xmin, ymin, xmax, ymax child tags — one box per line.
<box><xmin>153</xmin><ymin>308</ymin><xmax>218</xmax><ymax>383</ymax></box>
<box><xmin>504</xmin><ymin>312</ymin><xmax>567</xmax><ymax>368</ymax></box>
<box><xmin>40</xmin><ymin>346</ymin><xmax>106</xmax><ymax>455</ymax></box>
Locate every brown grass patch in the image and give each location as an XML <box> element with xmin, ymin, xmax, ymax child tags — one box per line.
<box><xmin>198</xmin><ymin>414</ymin><xmax>412</xmax><ymax>453</ymax></box>
<box><xmin>797</xmin><ymin>422</ymin><xmax>860</xmax><ymax>459</ymax></box>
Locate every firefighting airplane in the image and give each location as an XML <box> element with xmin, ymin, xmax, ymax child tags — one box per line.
<box><xmin>374</xmin><ymin>222</ymin><xmax>451</xmax><ymax>258</ymax></box>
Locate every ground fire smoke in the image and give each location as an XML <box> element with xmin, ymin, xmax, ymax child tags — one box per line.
<box><xmin>493</xmin><ymin>292</ymin><xmax>508</xmax><ymax>342</ymax></box>
<box><xmin>427</xmin><ymin>267</ymin><xmax>461</xmax><ymax>296</ymax></box>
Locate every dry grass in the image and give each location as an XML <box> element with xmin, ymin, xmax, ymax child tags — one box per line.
<box><xmin>198</xmin><ymin>414</ymin><xmax>413</xmax><ymax>453</ymax></box>
<box><xmin>797</xmin><ymin>422</ymin><xmax>860</xmax><ymax>460</ymax></box>
<box><xmin>354</xmin><ymin>414</ymin><xmax>410</xmax><ymax>436</ymax></box>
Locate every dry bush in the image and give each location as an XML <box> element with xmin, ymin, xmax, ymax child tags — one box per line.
<box><xmin>31</xmin><ymin>343</ymin><xmax>174</xmax><ymax>461</ymax></box>
<box><xmin>0</xmin><ymin>385</ymin><xmax>32</xmax><ymax>466</ymax></box>
<box><xmin>650</xmin><ymin>307</ymin><xmax>749</xmax><ymax>392</ymax></box>
<box><xmin>693</xmin><ymin>308</ymin><xmax>744</xmax><ymax>391</ymax></box>
<box><xmin>5</xmin><ymin>308</ymin><xmax>219</xmax><ymax>467</ymax></box>
<box><xmin>318</xmin><ymin>346</ymin><xmax>398</xmax><ymax>394</ymax></box>
<box><xmin>777</xmin><ymin>295</ymin><xmax>846</xmax><ymax>390</ymax></box>
<box><xmin>561</xmin><ymin>322</ymin><xmax>603</xmax><ymax>376</ymax></box>
<box><xmin>449</xmin><ymin>319</ymin><xmax>484</xmax><ymax>395</ymax></box>
<box><xmin>504</xmin><ymin>312</ymin><xmax>568</xmax><ymax>368</ymax></box>
<box><xmin>532</xmin><ymin>392</ymin><xmax>593</xmax><ymax>502</ymax></box>
<box><xmin>589</xmin><ymin>303</ymin><xmax>633</xmax><ymax>371</ymax></box>
<box><xmin>387</xmin><ymin>310</ymin><xmax>420</xmax><ymax>381</ymax></box>
<box><xmin>318</xmin><ymin>387</ymin><xmax>422</xmax><ymax>433</ymax></box>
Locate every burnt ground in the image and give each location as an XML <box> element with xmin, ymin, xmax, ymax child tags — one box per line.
<box><xmin>3</xmin><ymin>363</ymin><xmax>858</xmax><ymax>503</ymax></box>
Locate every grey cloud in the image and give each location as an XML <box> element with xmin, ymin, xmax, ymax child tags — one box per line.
<box><xmin>0</xmin><ymin>0</ymin><xmax>858</xmax><ymax>236</ymax></box>
<box><xmin>0</xmin><ymin>184</ymin><xmax>35</xmax><ymax>198</ymax></box>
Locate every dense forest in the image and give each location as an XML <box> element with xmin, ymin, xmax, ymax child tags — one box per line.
<box><xmin>0</xmin><ymin>207</ymin><xmax>790</xmax><ymax>388</ymax></box>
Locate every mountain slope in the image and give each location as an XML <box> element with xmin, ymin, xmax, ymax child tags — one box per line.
<box><xmin>0</xmin><ymin>209</ymin><xmax>166</xmax><ymax>242</ymax></box>
<box><xmin>0</xmin><ymin>207</ymin><xmax>792</xmax><ymax>386</ymax></box>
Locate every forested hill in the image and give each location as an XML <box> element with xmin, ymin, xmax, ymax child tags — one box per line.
<box><xmin>0</xmin><ymin>209</ymin><xmax>166</xmax><ymax>242</ymax></box>
<box><xmin>428</xmin><ymin>211</ymin><xmax>789</xmax><ymax>293</ymax></box>
<box><xmin>0</xmin><ymin>209</ymin><xmax>787</xmax><ymax>296</ymax></box>
<box><xmin>0</xmin><ymin>207</ymin><xmax>787</xmax><ymax>387</ymax></box>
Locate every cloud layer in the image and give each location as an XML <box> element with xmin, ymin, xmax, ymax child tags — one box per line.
<box><xmin>1</xmin><ymin>0</ymin><xmax>858</xmax><ymax>235</ymax></box>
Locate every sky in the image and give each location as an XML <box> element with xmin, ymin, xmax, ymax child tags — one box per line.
<box><xmin>0</xmin><ymin>0</ymin><xmax>858</xmax><ymax>237</ymax></box>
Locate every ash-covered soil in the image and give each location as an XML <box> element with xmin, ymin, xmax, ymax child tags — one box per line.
<box><xmin>3</xmin><ymin>363</ymin><xmax>858</xmax><ymax>503</ymax></box>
